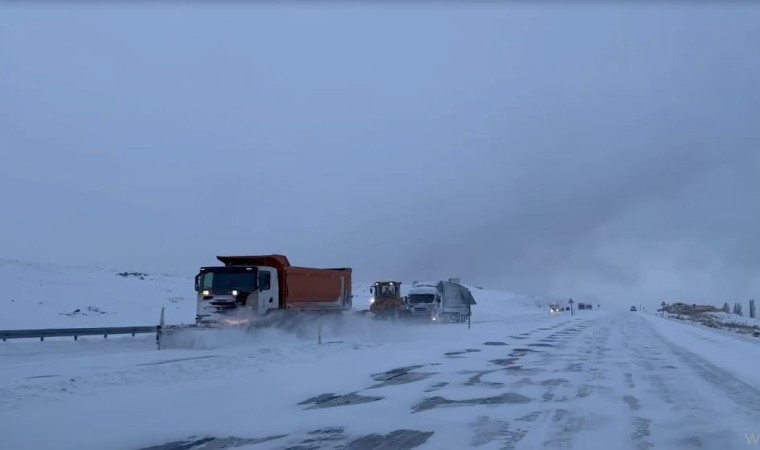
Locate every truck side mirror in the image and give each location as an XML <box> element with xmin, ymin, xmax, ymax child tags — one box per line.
<box><xmin>194</xmin><ymin>274</ymin><xmax>200</xmax><ymax>292</ymax></box>
<box><xmin>369</xmin><ymin>286</ymin><xmax>374</xmax><ymax>294</ymax></box>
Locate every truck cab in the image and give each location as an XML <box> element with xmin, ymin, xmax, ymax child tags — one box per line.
<box><xmin>194</xmin><ymin>265</ymin><xmax>279</xmax><ymax>324</ymax></box>
<box><xmin>406</xmin><ymin>284</ymin><xmax>440</xmax><ymax>319</ymax></box>
<box><xmin>369</xmin><ymin>281</ymin><xmax>404</xmax><ymax>317</ymax></box>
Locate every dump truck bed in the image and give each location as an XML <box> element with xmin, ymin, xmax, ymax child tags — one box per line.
<box><xmin>216</xmin><ymin>255</ymin><xmax>352</xmax><ymax>310</ymax></box>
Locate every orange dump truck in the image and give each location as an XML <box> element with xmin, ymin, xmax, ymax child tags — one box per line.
<box><xmin>193</xmin><ymin>255</ymin><xmax>352</xmax><ymax>324</ymax></box>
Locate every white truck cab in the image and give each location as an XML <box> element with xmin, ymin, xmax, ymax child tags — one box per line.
<box><xmin>406</xmin><ymin>284</ymin><xmax>440</xmax><ymax>319</ymax></box>
<box><xmin>194</xmin><ymin>265</ymin><xmax>280</xmax><ymax>324</ymax></box>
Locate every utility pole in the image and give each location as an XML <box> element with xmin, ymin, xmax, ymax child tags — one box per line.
<box><xmin>568</xmin><ymin>298</ymin><xmax>575</xmax><ymax>316</ymax></box>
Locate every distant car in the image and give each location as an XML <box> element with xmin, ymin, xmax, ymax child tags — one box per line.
<box><xmin>549</xmin><ymin>304</ymin><xmax>560</xmax><ymax>313</ymax></box>
<box><xmin>630</xmin><ymin>306</ymin><xmax>637</xmax><ymax>311</ymax></box>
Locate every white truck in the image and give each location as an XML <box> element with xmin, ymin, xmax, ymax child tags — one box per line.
<box><xmin>405</xmin><ymin>280</ymin><xmax>475</xmax><ymax>323</ymax></box>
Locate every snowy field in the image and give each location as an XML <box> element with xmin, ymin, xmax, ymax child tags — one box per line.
<box><xmin>0</xmin><ymin>258</ymin><xmax>193</xmax><ymax>329</ymax></box>
<box><xmin>2</xmin><ymin>259</ymin><xmax>760</xmax><ymax>450</ymax></box>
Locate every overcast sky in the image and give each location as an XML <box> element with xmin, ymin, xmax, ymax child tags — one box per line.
<box><xmin>2</xmin><ymin>3</ymin><xmax>759</xmax><ymax>305</ymax></box>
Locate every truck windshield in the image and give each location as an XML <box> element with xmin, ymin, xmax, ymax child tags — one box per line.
<box><xmin>201</xmin><ymin>272</ymin><xmax>256</xmax><ymax>293</ymax></box>
<box><xmin>375</xmin><ymin>284</ymin><xmax>399</xmax><ymax>298</ymax></box>
<box><xmin>408</xmin><ymin>293</ymin><xmax>435</xmax><ymax>304</ymax></box>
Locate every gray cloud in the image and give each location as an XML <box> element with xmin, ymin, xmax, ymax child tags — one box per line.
<box><xmin>2</xmin><ymin>4</ymin><xmax>759</xmax><ymax>306</ymax></box>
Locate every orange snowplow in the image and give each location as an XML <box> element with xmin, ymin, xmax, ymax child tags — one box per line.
<box><xmin>369</xmin><ymin>281</ymin><xmax>406</xmax><ymax>319</ymax></box>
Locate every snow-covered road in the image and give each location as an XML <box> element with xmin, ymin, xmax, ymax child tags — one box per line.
<box><xmin>2</xmin><ymin>311</ymin><xmax>760</xmax><ymax>450</ymax></box>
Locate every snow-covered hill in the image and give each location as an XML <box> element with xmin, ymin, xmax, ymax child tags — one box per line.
<box><xmin>0</xmin><ymin>258</ymin><xmax>194</xmax><ymax>329</ymax></box>
<box><xmin>0</xmin><ymin>259</ymin><xmax>557</xmax><ymax>330</ymax></box>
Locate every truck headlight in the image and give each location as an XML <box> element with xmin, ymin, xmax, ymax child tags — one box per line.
<box><xmin>232</xmin><ymin>289</ymin><xmax>239</xmax><ymax>296</ymax></box>
<box><xmin>370</xmin><ymin>298</ymin><xmax>375</xmax><ymax>304</ymax></box>
<box><xmin>202</xmin><ymin>290</ymin><xmax>211</xmax><ymax>296</ymax></box>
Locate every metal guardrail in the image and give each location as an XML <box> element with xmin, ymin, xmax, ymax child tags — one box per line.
<box><xmin>2</xmin><ymin>308</ymin><xmax>170</xmax><ymax>347</ymax></box>
<box><xmin>0</xmin><ymin>326</ymin><xmax>159</xmax><ymax>342</ymax></box>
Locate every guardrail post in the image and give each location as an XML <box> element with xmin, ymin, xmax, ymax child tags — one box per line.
<box><xmin>156</xmin><ymin>307</ymin><xmax>165</xmax><ymax>350</ymax></box>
